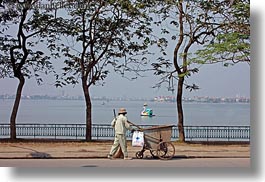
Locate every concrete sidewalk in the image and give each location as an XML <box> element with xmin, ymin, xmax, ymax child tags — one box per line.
<box><xmin>0</xmin><ymin>140</ymin><xmax>250</xmax><ymax>159</ymax></box>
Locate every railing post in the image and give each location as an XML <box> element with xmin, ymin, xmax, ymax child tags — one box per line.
<box><xmin>55</xmin><ymin>124</ymin><xmax>57</xmax><ymax>139</ymax></box>
<box><xmin>206</xmin><ymin>127</ymin><xmax>209</xmax><ymax>142</ymax></box>
<box><xmin>96</xmin><ymin>126</ymin><xmax>98</xmax><ymax>140</ymax></box>
<box><xmin>34</xmin><ymin>125</ymin><xmax>36</xmax><ymax>139</ymax></box>
<box><xmin>228</xmin><ymin>126</ymin><xmax>230</xmax><ymax>142</ymax></box>
<box><xmin>75</xmin><ymin>124</ymin><xmax>77</xmax><ymax>140</ymax></box>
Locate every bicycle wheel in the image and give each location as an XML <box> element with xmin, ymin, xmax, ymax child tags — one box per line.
<box><xmin>156</xmin><ymin>141</ymin><xmax>175</xmax><ymax>160</ymax></box>
<box><xmin>136</xmin><ymin>151</ymin><xmax>144</xmax><ymax>159</ymax></box>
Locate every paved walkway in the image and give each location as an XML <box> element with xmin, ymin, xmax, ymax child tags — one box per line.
<box><xmin>0</xmin><ymin>140</ymin><xmax>250</xmax><ymax>159</ymax></box>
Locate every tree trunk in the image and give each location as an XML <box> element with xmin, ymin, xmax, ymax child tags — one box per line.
<box><xmin>176</xmin><ymin>76</ymin><xmax>185</xmax><ymax>142</ymax></box>
<box><xmin>10</xmin><ymin>76</ymin><xmax>25</xmax><ymax>140</ymax></box>
<box><xmin>82</xmin><ymin>79</ymin><xmax>92</xmax><ymax>141</ymax></box>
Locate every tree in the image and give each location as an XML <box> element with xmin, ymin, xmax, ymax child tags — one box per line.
<box><xmin>54</xmin><ymin>0</ymin><xmax>152</xmax><ymax>141</ymax></box>
<box><xmin>195</xmin><ymin>0</ymin><xmax>250</xmax><ymax>65</ymax></box>
<box><xmin>151</xmin><ymin>0</ymin><xmax>250</xmax><ymax>142</ymax></box>
<box><xmin>0</xmin><ymin>0</ymin><xmax>59</xmax><ymax>139</ymax></box>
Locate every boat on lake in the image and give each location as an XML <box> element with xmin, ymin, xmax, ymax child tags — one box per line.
<box><xmin>141</xmin><ymin>103</ymin><xmax>154</xmax><ymax>117</ymax></box>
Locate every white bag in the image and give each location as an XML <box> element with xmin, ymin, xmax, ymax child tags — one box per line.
<box><xmin>132</xmin><ymin>131</ymin><xmax>144</xmax><ymax>147</ymax></box>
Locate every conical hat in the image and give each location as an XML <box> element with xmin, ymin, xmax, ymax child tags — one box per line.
<box><xmin>118</xmin><ymin>108</ymin><xmax>127</xmax><ymax>114</ymax></box>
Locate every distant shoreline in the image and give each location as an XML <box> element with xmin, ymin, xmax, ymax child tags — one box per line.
<box><xmin>1</xmin><ymin>97</ymin><xmax>250</xmax><ymax>104</ymax></box>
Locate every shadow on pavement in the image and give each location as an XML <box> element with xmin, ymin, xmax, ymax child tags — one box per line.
<box><xmin>10</xmin><ymin>145</ymin><xmax>52</xmax><ymax>158</ymax></box>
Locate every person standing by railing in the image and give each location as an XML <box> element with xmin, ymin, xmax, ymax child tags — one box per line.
<box><xmin>108</xmin><ymin>108</ymin><xmax>135</xmax><ymax>160</ymax></box>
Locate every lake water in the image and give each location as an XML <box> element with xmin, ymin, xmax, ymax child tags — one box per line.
<box><xmin>0</xmin><ymin>99</ymin><xmax>250</xmax><ymax>126</ymax></box>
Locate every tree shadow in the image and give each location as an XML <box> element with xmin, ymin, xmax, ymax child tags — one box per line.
<box><xmin>29</xmin><ymin>151</ymin><xmax>51</xmax><ymax>158</ymax></box>
<box><xmin>10</xmin><ymin>145</ymin><xmax>52</xmax><ymax>158</ymax></box>
<box><xmin>81</xmin><ymin>165</ymin><xmax>98</xmax><ymax>167</ymax></box>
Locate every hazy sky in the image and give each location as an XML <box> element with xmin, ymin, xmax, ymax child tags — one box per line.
<box><xmin>0</xmin><ymin>61</ymin><xmax>250</xmax><ymax>98</ymax></box>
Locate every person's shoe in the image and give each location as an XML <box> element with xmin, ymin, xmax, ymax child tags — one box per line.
<box><xmin>107</xmin><ymin>154</ymin><xmax>113</xmax><ymax>159</ymax></box>
<box><xmin>124</xmin><ymin>157</ymin><xmax>132</xmax><ymax>160</ymax></box>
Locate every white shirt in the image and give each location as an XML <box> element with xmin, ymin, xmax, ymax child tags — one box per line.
<box><xmin>111</xmin><ymin>114</ymin><xmax>132</xmax><ymax>135</ymax></box>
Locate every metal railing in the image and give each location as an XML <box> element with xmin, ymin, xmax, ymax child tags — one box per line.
<box><xmin>0</xmin><ymin>123</ymin><xmax>250</xmax><ymax>141</ymax></box>
<box><xmin>181</xmin><ymin>126</ymin><xmax>250</xmax><ymax>141</ymax></box>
